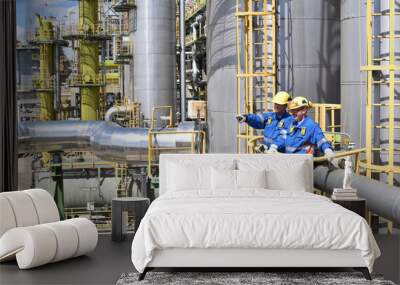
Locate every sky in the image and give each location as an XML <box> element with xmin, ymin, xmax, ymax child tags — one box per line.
<box><xmin>16</xmin><ymin>0</ymin><xmax>78</xmax><ymax>42</ymax></box>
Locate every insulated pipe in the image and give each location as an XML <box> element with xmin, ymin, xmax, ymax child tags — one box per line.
<box><xmin>180</xmin><ymin>0</ymin><xmax>186</xmax><ymax>121</ymax></box>
<box><xmin>104</xmin><ymin>106</ymin><xmax>132</xmax><ymax>122</ymax></box>
<box><xmin>314</xmin><ymin>165</ymin><xmax>400</xmax><ymax>224</ymax></box>
<box><xmin>18</xmin><ymin>121</ymin><xmax>197</xmax><ymax>163</ymax></box>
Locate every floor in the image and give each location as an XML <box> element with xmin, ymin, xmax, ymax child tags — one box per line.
<box><xmin>1</xmin><ymin>233</ymin><xmax>399</xmax><ymax>285</ymax></box>
<box><xmin>0</xmin><ymin>234</ymin><xmax>135</xmax><ymax>285</ymax></box>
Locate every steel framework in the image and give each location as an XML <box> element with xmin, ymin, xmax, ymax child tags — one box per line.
<box><xmin>236</xmin><ymin>0</ymin><xmax>277</xmax><ymax>153</ymax></box>
<box><xmin>361</xmin><ymin>0</ymin><xmax>400</xmax><ymax>186</ymax></box>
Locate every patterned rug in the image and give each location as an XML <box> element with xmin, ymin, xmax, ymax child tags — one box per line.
<box><xmin>116</xmin><ymin>271</ymin><xmax>396</xmax><ymax>285</ymax></box>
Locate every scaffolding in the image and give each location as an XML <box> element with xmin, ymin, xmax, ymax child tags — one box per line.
<box><xmin>236</xmin><ymin>0</ymin><xmax>277</xmax><ymax>153</ymax></box>
<box><xmin>114</xmin><ymin>97</ymin><xmax>141</xmax><ymax>128</ymax></box>
<box><xmin>361</xmin><ymin>0</ymin><xmax>400</xmax><ymax>186</ymax></box>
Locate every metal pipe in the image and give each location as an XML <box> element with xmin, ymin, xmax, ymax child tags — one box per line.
<box><xmin>104</xmin><ymin>105</ymin><xmax>132</xmax><ymax>122</ymax></box>
<box><xmin>314</xmin><ymin>165</ymin><xmax>400</xmax><ymax>224</ymax></box>
<box><xmin>180</xmin><ymin>0</ymin><xmax>186</xmax><ymax>121</ymax></box>
<box><xmin>54</xmin><ymin>44</ymin><xmax>61</xmax><ymax>114</ymax></box>
<box><xmin>18</xmin><ymin>121</ymin><xmax>197</xmax><ymax>163</ymax></box>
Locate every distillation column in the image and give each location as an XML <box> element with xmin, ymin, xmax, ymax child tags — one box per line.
<box><xmin>79</xmin><ymin>0</ymin><xmax>100</xmax><ymax>120</ymax></box>
<box><xmin>36</xmin><ymin>16</ymin><xmax>55</xmax><ymax>121</ymax></box>
<box><xmin>133</xmin><ymin>0</ymin><xmax>176</xmax><ymax>124</ymax></box>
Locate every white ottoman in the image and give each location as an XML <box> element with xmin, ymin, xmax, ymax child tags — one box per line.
<box><xmin>0</xmin><ymin>218</ymin><xmax>98</xmax><ymax>269</ymax></box>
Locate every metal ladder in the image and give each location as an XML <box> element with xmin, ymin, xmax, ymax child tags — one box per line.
<box><xmin>236</xmin><ymin>0</ymin><xmax>277</xmax><ymax>153</ymax></box>
<box><xmin>361</xmin><ymin>0</ymin><xmax>400</xmax><ymax>186</ymax></box>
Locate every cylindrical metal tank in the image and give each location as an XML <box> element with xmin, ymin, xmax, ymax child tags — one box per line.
<box><xmin>133</xmin><ymin>0</ymin><xmax>176</xmax><ymax>122</ymax></box>
<box><xmin>206</xmin><ymin>0</ymin><xmax>340</xmax><ymax>153</ymax></box>
<box><xmin>340</xmin><ymin>0</ymin><xmax>366</xmax><ymax>148</ymax></box>
<box><xmin>278</xmin><ymin>0</ymin><xmax>340</xmax><ymax>103</ymax></box>
<box><xmin>35</xmin><ymin>174</ymin><xmax>118</xmax><ymax>208</ymax></box>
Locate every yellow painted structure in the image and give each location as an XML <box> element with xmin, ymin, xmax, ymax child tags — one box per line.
<box><xmin>147</xmin><ymin>106</ymin><xmax>206</xmax><ymax>177</ymax></box>
<box><xmin>361</xmin><ymin>0</ymin><xmax>400</xmax><ymax>186</ymax></box>
<box><xmin>235</xmin><ymin>0</ymin><xmax>277</xmax><ymax>153</ymax></box>
<box><xmin>36</xmin><ymin>15</ymin><xmax>55</xmax><ymax>121</ymax></box>
<box><xmin>79</xmin><ymin>0</ymin><xmax>100</xmax><ymax>120</ymax></box>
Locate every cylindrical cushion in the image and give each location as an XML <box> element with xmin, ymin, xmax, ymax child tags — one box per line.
<box><xmin>42</xmin><ymin>221</ymin><xmax>79</xmax><ymax>262</ymax></box>
<box><xmin>0</xmin><ymin>226</ymin><xmax>57</xmax><ymax>269</ymax></box>
<box><xmin>65</xmin><ymin>218</ymin><xmax>98</xmax><ymax>257</ymax></box>
<box><xmin>0</xmin><ymin>196</ymin><xmax>16</xmax><ymax>237</ymax></box>
<box><xmin>0</xmin><ymin>192</ymin><xmax>39</xmax><ymax>227</ymax></box>
<box><xmin>24</xmin><ymin>189</ymin><xmax>60</xmax><ymax>224</ymax></box>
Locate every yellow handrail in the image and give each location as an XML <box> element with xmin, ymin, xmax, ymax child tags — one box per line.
<box><xmin>147</xmin><ymin>130</ymin><xmax>206</xmax><ymax>177</ymax></box>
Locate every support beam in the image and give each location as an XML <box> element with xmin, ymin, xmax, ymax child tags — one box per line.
<box><xmin>180</xmin><ymin>0</ymin><xmax>186</xmax><ymax>121</ymax></box>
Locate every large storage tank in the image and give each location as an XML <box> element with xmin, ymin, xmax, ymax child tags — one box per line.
<box><xmin>207</xmin><ymin>0</ymin><xmax>340</xmax><ymax>153</ymax></box>
<box><xmin>340</xmin><ymin>0</ymin><xmax>366</xmax><ymax>148</ymax></box>
<box><xmin>133</xmin><ymin>0</ymin><xmax>176</xmax><ymax>122</ymax></box>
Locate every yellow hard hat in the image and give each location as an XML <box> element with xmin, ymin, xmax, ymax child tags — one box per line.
<box><xmin>272</xmin><ymin>91</ymin><xmax>292</xmax><ymax>105</ymax></box>
<box><xmin>288</xmin><ymin>96</ymin><xmax>313</xmax><ymax>110</ymax></box>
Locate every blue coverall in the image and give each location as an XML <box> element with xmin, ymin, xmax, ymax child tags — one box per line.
<box><xmin>276</xmin><ymin>116</ymin><xmax>333</xmax><ymax>154</ymax></box>
<box><xmin>245</xmin><ymin>112</ymin><xmax>291</xmax><ymax>147</ymax></box>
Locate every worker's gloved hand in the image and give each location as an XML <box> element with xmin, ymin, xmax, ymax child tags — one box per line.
<box><xmin>267</xmin><ymin>144</ymin><xmax>278</xmax><ymax>154</ymax></box>
<box><xmin>236</xmin><ymin>114</ymin><xmax>247</xmax><ymax>123</ymax></box>
<box><xmin>254</xmin><ymin>144</ymin><xmax>268</xmax><ymax>154</ymax></box>
<box><xmin>324</xmin><ymin>148</ymin><xmax>335</xmax><ymax>162</ymax></box>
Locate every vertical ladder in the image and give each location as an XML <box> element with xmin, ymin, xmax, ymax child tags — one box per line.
<box><xmin>236</xmin><ymin>0</ymin><xmax>277</xmax><ymax>153</ymax></box>
<box><xmin>361</xmin><ymin>0</ymin><xmax>399</xmax><ymax>185</ymax></box>
<box><xmin>361</xmin><ymin>0</ymin><xmax>400</xmax><ymax>234</ymax></box>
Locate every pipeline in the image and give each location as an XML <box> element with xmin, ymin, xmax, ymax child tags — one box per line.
<box><xmin>314</xmin><ymin>165</ymin><xmax>400</xmax><ymax>225</ymax></box>
<box><xmin>18</xmin><ymin>120</ymin><xmax>198</xmax><ymax>163</ymax></box>
<box><xmin>104</xmin><ymin>106</ymin><xmax>132</xmax><ymax>122</ymax></box>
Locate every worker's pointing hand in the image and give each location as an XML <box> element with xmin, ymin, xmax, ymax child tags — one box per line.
<box><xmin>236</xmin><ymin>114</ymin><xmax>247</xmax><ymax>123</ymax></box>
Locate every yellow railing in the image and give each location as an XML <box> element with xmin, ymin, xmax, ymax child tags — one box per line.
<box><xmin>185</xmin><ymin>0</ymin><xmax>206</xmax><ymax>20</ymax></box>
<box><xmin>114</xmin><ymin>97</ymin><xmax>141</xmax><ymax>128</ymax></box>
<box><xmin>32</xmin><ymin>76</ymin><xmax>54</xmax><ymax>90</ymax></box>
<box><xmin>112</xmin><ymin>0</ymin><xmax>136</xmax><ymax>6</ymax></box>
<box><xmin>62</xmin><ymin>24</ymin><xmax>116</xmax><ymax>38</ymax></box>
<box><xmin>147</xmin><ymin>105</ymin><xmax>206</xmax><ymax>177</ymax></box>
<box><xmin>147</xmin><ymin>130</ymin><xmax>207</xmax><ymax>177</ymax></box>
<box><xmin>67</xmin><ymin>74</ymin><xmax>106</xmax><ymax>86</ymax></box>
<box><xmin>311</xmin><ymin>103</ymin><xmax>342</xmax><ymax>133</ymax></box>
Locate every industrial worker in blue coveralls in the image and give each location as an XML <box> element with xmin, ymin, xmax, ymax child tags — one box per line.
<box><xmin>273</xmin><ymin>96</ymin><xmax>336</xmax><ymax>161</ymax></box>
<box><xmin>235</xmin><ymin>91</ymin><xmax>292</xmax><ymax>154</ymax></box>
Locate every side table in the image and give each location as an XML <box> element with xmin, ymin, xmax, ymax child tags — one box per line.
<box><xmin>112</xmin><ymin>197</ymin><xmax>150</xmax><ymax>242</ymax></box>
<box><xmin>332</xmin><ymin>198</ymin><xmax>366</xmax><ymax>219</ymax></box>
